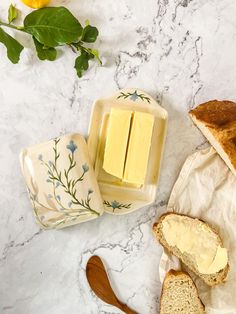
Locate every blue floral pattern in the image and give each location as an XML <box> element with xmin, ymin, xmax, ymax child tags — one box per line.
<box><xmin>82</xmin><ymin>163</ymin><xmax>89</xmax><ymax>173</ymax></box>
<box><xmin>104</xmin><ymin>200</ymin><xmax>132</xmax><ymax>212</ymax></box>
<box><xmin>30</xmin><ymin>138</ymin><xmax>100</xmax><ymax>228</ymax></box>
<box><xmin>117</xmin><ymin>90</ymin><xmax>151</xmax><ymax>103</ymax></box>
<box><xmin>66</xmin><ymin>140</ymin><xmax>78</xmax><ymax>154</ymax></box>
<box><xmin>38</xmin><ymin>154</ymin><xmax>43</xmax><ymax>161</ymax></box>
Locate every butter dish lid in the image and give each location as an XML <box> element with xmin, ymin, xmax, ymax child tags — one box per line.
<box><xmin>20</xmin><ymin>133</ymin><xmax>104</xmax><ymax>229</ymax></box>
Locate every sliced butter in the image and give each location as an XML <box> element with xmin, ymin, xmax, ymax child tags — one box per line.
<box><xmin>206</xmin><ymin>245</ymin><xmax>228</xmax><ymax>274</ymax></box>
<box><xmin>162</xmin><ymin>215</ymin><xmax>228</xmax><ymax>275</ymax></box>
<box><xmin>123</xmin><ymin>111</ymin><xmax>154</xmax><ymax>185</ymax></box>
<box><xmin>103</xmin><ymin>108</ymin><xmax>132</xmax><ymax>179</ymax></box>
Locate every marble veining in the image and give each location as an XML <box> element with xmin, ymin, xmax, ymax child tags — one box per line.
<box><xmin>1</xmin><ymin>0</ymin><xmax>236</xmax><ymax>313</ymax></box>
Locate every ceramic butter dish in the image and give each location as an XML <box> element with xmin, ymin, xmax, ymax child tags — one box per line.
<box><xmin>88</xmin><ymin>89</ymin><xmax>168</xmax><ymax>215</ymax></box>
<box><xmin>20</xmin><ymin>134</ymin><xmax>104</xmax><ymax>229</ymax></box>
<box><xmin>20</xmin><ymin>89</ymin><xmax>168</xmax><ymax>229</ymax></box>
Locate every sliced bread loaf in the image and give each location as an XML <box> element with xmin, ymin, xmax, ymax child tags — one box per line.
<box><xmin>153</xmin><ymin>213</ymin><xmax>229</xmax><ymax>286</ymax></box>
<box><xmin>160</xmin><ymin>270</ymin><xmax>205</xmax><ymax>314</ymax></box>
<box><xmin>189</xmin><ymin>100</ymin><xmax>236</xmax><ymax>177</ymax></box>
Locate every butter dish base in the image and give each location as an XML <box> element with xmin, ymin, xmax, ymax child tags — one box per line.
<box><xmin>88</xmin><ymin>89</ymin><xmax>168</xmax><ymax>215</ymax></box>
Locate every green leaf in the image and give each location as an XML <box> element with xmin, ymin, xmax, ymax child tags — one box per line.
<box><xmin>24</xmin><ymin>7</ymin><xmax>83</xmax><ymax>47</ymax></box>
<box><xmin>74</xmin><ymin>50</ymin><xmax>93</xmax><ymax>78</ymax></box>
<box><xmin>8</xmin><ymin>4</ymin><xmax>18</xmax><ymax>24</ymax></box>
<box><xmin>89</xmin><ymin>49</ymin><xmax>102</xmax><ymax>65</ymax></box>
<box><xmin>81</xmin><ymin>25</ymin><xmax>98</xmax><ymax>43</ymax></box>
<box><xmin>85</xmin><ymin>19</ymin><xmax>90</xmax><ymax>26</ymax></box>
<box><xmin>0</xmin><ymin>27</ymin><xmax>23</xmax><ymax>64</ymax></box>
<box><xmin>33</xmin><ymin>37</ymin><xmax>57</xmax><ymax>61</ymax></box>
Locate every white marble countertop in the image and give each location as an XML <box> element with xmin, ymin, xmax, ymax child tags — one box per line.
<box><xmin>1</xmin><ymin>0</ymin><xmax>236</xmax><ymax>313</ymax></box>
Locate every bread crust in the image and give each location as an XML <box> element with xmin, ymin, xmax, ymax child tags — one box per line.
<box><xmin>189</xmin><ymin>100</ymin><xmax>236</xmax><ymax>175</ymax></box>
<box><xmin>160</xmin><ymin>269</ymin><xmax>205</xmax><ymax>314</ymax></box>
<box><xmin>153</xmin><ymin>212</ymin><xmax>229</xmax><ymax>286</ymax></box>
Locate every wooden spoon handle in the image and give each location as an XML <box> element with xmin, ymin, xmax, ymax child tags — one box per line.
<box><xmin>120</xmin><ymin>303</ymin><xmax>138</xmax><ymax>314</ymax></box>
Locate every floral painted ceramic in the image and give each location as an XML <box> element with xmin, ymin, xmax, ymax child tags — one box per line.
<box><xmin>20</xmin><ymin>134</ymin><xmax>104</xmax><ymax>229</ymax></box>
<box><xmin>88</xmin><ymin>88</ymin><xmax>168</xmax><ymax>215</ymax></box>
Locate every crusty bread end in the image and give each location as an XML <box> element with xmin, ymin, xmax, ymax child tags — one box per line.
<box><xmin>160</xmin><ymin>269</ymin><xmax>205</xmax><ymax>314</ymax></box>
<box><xmin>189</xmin><ymin>100</ymin><xmax>236</xmax><ymax>177</ymax></box>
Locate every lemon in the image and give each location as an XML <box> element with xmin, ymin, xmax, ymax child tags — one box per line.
<box><xmin>21</xmin><ymin>0</ymin><xmax>50</xmax><ymax>9</ymax></box>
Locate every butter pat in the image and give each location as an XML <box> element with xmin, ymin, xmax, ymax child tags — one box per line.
<box><xmin>162</xmin><ymin>215</ymin><xmax>228</xmax><ymax>275</ymax></box>
<box><xmin>207</xmin><ymin>245</ymin><xmax>228</xmax><ymax>274</ymax></box>
<box><xmin>123</xmin><ymin>112</ymin><xmax>154</xmax><ymax>185</ymax></box>
<box><xmin>103</xmin><ymin>108</ymin><xmax>132</xmax><ymax>178</ymax></box>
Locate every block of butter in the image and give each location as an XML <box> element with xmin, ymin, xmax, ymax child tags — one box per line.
<box><xmin>103</xmin><ymin>108</ymin><xmax>154</xmax><ymax>185</ymax></box>
<box><xmin>123</xmin><ymin>111</ymin><xmax>154</xmax><ymax>185</ymax></box>
<box><xmin>103</xmin><ymin>108</ymin><xmax>132</xmax><ymax>178</ymax></box>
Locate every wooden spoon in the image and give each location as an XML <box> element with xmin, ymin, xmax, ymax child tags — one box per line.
<box><xmin>86</xmin><ymin>255</ymin><xmax>137</xmax><ymax>314</ymax></box>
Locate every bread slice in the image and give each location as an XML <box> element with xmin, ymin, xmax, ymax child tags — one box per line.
<box><xmin>153</xmin><ymin>213</ymin><xmax>229</xmax><ymax>286</ymax></box>
<box><xmin>189</xmin><ymin>100</ymin><xmax>236</xmax><ymax>177</ymax></box>
<box><xmin>160</xmin><ymin>270</ymin><xmax>205</xmax><ymax>314</ymax></box>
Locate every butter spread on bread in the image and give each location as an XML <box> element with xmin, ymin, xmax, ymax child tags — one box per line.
<box><xmin>161</xmin><ymin>214</ymin><xmax>228</xmax><ymax>274</ymax></box>
<box><xmin>153</xmin><ymin>213</ymin><xmax>229</xmax><ymax>286</ymax></box>
<box><xmin>189</xmin><ymin>100</ymin><xmax>236</xmax><ymax>177</ymax></box>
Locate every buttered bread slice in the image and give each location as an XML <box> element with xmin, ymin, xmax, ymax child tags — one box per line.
<box><xmin>153</xmin><ymin>213</ymin><xmax>229</xmax><ymax>286</ymax></box>
<box><xmin>160</xmin><ymin>270</ymin><xmax>205</xmax><ymax>314</ymax></box>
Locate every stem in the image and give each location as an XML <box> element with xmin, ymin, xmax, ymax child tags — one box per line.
<box><xmin>71</xmin><ymin>42</ymin><xmax>90</xmax><ymax>54</ymax></box>
<box><xmin>71</xmin><ymin>171</ymin><xmax>85</xmax><ymax>192</ymax></box>
<box><xmin>52</xmin><ymin>181</ymin><xmax>69</xmax><ymax>211</ymax></box>
<box><xmin>52</xmin><ymin>171</ymin><xmax>99</xmax><ymax>216</ymax></box>
<box><xmin>71</xmin><ymin>193</ymin><xmax>100</xmax><ymax>216</ymax></box>
<box><xmin>43</xmin><ymin>140</ymin><xmax>100</xmax><ymax>216</ymax></box>
<box><xmin>31</xmin><ymin>198</ymin><xmax>50</xmax><ymax>229</ymax></box>
<box><xmin>70</xmin><ymin>42</ymin><xmax>102</xmax><ymax>65</ymax></box>
<box><xmin>0</xmin><ymin>21</ymin><xmax>24</xmax><ymax>31</ymax></box>
<box><xmin>68</xmin><ymin>44</ymin><xmax>77</xmax><ymax>53</ymax></box>
<box><xmin>90</xmin><ymin>208</ymin><xmax>100</xmax><ymax>216</ymax></box>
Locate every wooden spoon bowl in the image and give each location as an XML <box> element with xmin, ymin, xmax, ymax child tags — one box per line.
<box><xmin>86</xmin><ymin>255</ymin><xmax>137</xmax><ymax>314</ymax></box>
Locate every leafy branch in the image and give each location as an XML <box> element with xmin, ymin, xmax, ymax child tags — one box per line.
<box><xmin>39</xmin><ymin>139</ymin><xmax>100</xmax><ymax>216</ymax></box>
<box><xmin>0</xmin><ymin>5</ymin><xmax>101</xmax><ymax>77</ymax></box>
<box><xmin>117</xmin><ymin>91</ymin><xmax>151</xmax><ymax>103</ymax></box>
<box><xmin>104</xmin><ymin>200</ymin><xmax>132</xmax><ymax>212</ymax></box>
<box><xmin>29</xmin><ymin>189</ymin><xmax>89</xmax><ymax>229</ymax></box>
